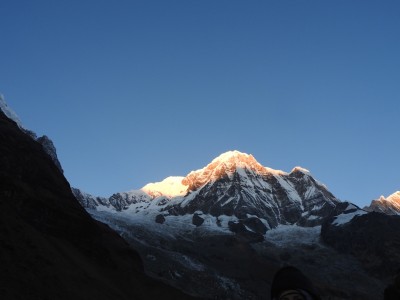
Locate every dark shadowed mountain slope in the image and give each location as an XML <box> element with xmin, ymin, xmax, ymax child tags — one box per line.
<box><xmin>0</xmin><ymin>110</ymin><xmax>194</xmax><ymax>300</ymax></box>
<box><xmin>321</xmin><ymin>211</ymin><xmax>400</xmax><ymax>277</ymax></box>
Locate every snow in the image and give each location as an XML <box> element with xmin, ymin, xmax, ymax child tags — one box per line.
<box><xmin>346</xmin><ymin>203</ymin><xmax>359</xmax><ymax>210</ymax></box>
<box><xmin>0</xmin><ymin>94</ymin><xmax>24</xmax><ymax>128</ymax></box>
<box><xmin>90</xmin><ymin>202</ymin><xmax>236</xmax><ymax>241</ymax></box>
<box><xmin>386</xmin><ymin>191</ymin><xmax>400</xmax><ymax>204</ymax></box>
<box><xmin>332</xmin><ymin>210</ymin><xmax>367</xmax><ymax>226</ymax></box>
<box><xmin>221</xmin><ymin>196</ymin><xmax>236</xmax><ymax>207</ymax></box>
<box><xmin>210</xmin><ymin>150</ymin><xmax>252</xmax><ymax>164</ymax></box>
<box><xmin>95</xmin><ymin>205</ymin><xmax>116</xmax><ymax>212</ymax></box>
<box><xmin>265</xmin><ymin>225</ymin><xmax>321</xmax><ymax>246</ymax></box>
<box><xmin>304</xmin><ymin>186</ymin><xmax>317</xmax><ymax>199</ymax></box>
<box><xmin>290</xmin><ymin>166</ymin><xmax>312</xmax><ymax>176</ymax></box>
<box><xmin>274</xmin><ymin>175</ymin><xmax>304</xmax><ymax>209</ymax></box>
<box><xmin>141</xmin><ymin>176</ymin><xmax>188</xmax><ymax>198</ymax></box>
<box><xmin>184</xmin><ymin>150</ymin><xmax>287</xmax><ymax>191</ymax></box>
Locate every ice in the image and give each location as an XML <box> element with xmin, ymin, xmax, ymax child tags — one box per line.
<box><xmin>265</xmin><ymin>225</ymin><xmax>321</xmax><ymax>246</ymax></box>
<box><xmin>274</xmin><ymin>175</ymin><xmax>304</xmax><ymax>209</ymax></box>
<box><xmin>332</xmin><ymin>210</ymin><xmax>367</xmax><ymax>226</ymax></box>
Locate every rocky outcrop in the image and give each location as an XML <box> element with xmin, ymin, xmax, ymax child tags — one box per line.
<box><xmin>37</xmin><ymin>135</ymin><xmax>64</xmax><ymax>173</ymax></box>
<box><xmin>0</xmin><ymin>110</ymin><xmax>194</xmax><ymax>300</ymax></box>
<box><xmin>155</xmin><ymin>214</ymin><xmax>166</xmax><ymax>224</ymax></box>
<box><xmin>228</xmin><ymin>220</ymin><xmax>265</xmax><ymax>242</ymax></box>
<box><xmin>192</xmin><ymin>213</ymin><xmax>205</xmax><ymax>226</ymax></box>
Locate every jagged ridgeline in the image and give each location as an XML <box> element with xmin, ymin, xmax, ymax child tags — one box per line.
<box><xmin>76</xmin><ymin>150</ymin><xmax>345</xmax><ymax>233</ymax></box>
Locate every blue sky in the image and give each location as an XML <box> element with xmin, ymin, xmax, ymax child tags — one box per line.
<box><xmin>1</xmin><ymin>0</ymin><xmax>399</xmax><ymax>207</ymax></box>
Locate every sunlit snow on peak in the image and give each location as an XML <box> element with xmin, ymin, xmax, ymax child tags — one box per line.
<box><xmin>141</xmin><ymin>176</ymin><xmax>188</xmax><ymax>198</ymax></box>
<box><xmin>207</xmin><ymin>150</ymin><xmax>285</xmax><ymax>174</ymax></box>
<box><xmin>181</xmin><ymin>150</ymin><xmax>287</xmax><ymax>191</ymax></box>
<box><xmin>290</xmin><ymin>167</ymin><xmax>312</xmax><ymax>176</ymax></box>
<box><xmin>210</xmin><ymin>150</ymin><xmax>252</xmax><ymax>163</ymax></box>
<box><xmin>384</xmin><ymin>191</ymin><xmax>400</xmax><ymax>204</ymax></box>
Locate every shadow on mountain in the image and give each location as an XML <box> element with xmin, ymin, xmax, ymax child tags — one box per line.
<box><xmin>0</xmin><ymin>110</ymin><xmax>195</xmax><ymax>300</ymax></box>
<box><xmin>322</xmin><ymin>211</ymin><xmax>400</xmax><ymax>277</ymax></box>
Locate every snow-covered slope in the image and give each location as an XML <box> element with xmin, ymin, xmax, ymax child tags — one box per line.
<box><xmin>365</xmin><ymin>191</ymin><xmax>400</xmax><ymax>215</ymax></box>
<box><xmin>330</xmin><ymin>203</ymin><xmax>367</xmax><ymax>226</ymax></box>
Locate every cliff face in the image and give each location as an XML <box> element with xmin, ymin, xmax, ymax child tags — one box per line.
<box><xmin>0</xmin><ymin>110</ymin><xmax>193</xmax><ymax>300</ymax></box>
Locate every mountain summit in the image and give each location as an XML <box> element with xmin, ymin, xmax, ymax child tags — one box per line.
<box><xmin>182</xmin><ymin>150</ymin><xmax>286</xmax><ymax>192</ymax></box>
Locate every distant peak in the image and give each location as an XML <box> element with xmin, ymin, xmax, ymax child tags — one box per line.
<box><xmin>387</xmin><ymin>191</ymin><xmax>400</xmax><ymax>202</ymax></box>
<box><xmin>290</xmin><ymin>166</ymin><xmax>311</xmax><ymax>176</ymax></box>
<box><xmin>212</xmin><ymin>150</ymin><xmax>251</xmax><ymax>160</ymax></box>
<box><xmin>211</xmin><ymin>150</ymin><xmax>256</xmax><ymax>165</ymax></box>
<box><xmin>376</xmin><ymin>191</ymin><xmax>400</xmax><ymax>203</ymax></box>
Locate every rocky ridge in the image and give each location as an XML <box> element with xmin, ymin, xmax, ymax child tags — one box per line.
<box><xmin>365</xmin><ymin>191</ymin><xmax>400</xmax><ymax>215</ymax></box>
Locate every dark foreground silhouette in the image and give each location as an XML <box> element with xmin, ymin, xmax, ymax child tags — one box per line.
<box><xmin>0</xmin><ymin>110</ymin><xmax>195</xmax><ymax>299</ymax></box>
<box><xmin>271</xmin><ymin>266</ymin><xmax>321</xmax><ymax>300</ymax></box>
<box><xmin>384</xmin><ymin>269</ymin><xmax>400</xmax><ymax>300</ymax></box>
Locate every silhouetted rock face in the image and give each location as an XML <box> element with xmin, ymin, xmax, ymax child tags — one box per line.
<box><xmin>321</xmin><ymin>212</ymin><xmax>400</xmax><ymax>277</ymax></box>
<box><xmin>37</xmin><ymin>135</ymin><xmax>64</xmax><ymax>173</ymax></box>
<box><xmin>156</xmin><ymin>214</ymin><xmax>166</xmax><ymax>224</ymax></box>
<box><xmin>0</xmin><ymin>111</ymin><xmax>194</xmax><ymax>300</ymax></box>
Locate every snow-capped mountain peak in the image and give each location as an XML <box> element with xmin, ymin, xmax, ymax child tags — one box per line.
<box><xmin>182</xmin><ymin>150</ymin><xmax>286</xmax><ymax>191</ymax></box>
<box><xmin>365</xmin><ymin>191</ymin><xmax>400</xmax><ymax>215</ymax></box>
<box><xmin>290</xmin><ymin>166</ymin><xmax>312</xmax><ymax>176</ymax></box>
<box><xmin>141</xmin><ymin>176</ymin><xmax>188</xmax><ymax>198</ymax></box>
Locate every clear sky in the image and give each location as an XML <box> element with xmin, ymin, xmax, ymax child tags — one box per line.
<box><xmin>1</xmin><ymin>0</ymin><xmax>399</xmax><ymax>208</ymax></box>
